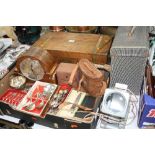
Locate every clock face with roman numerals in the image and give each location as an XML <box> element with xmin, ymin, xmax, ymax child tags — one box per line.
<box><xmin>19</xmin><ymin>58</ymin><xmax>45</xmax><ymax>81</ymax></box>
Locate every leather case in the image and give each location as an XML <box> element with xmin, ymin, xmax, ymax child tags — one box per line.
<box><xmin>56</xmin><ymin>63</ymin><xmax>79</xmax><ymax>88</ymax></box>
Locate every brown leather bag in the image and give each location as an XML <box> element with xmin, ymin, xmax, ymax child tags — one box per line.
<box><xmin>69</xmin><ymin>59</ymin><xmax>107</xmax><ymax>97</ymax></box>
<box><xmin>78</xmin><ymin>59</ymin><xmax>107</xmax><ymax>97</ymax></box>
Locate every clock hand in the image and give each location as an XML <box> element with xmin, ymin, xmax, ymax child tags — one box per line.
<box><xmin>30</xmin><ymin>62</ymin><xmax>41</xmax><ymax>80</ymax></box>
<box><xmin>30</xmin><ymin>63</ymin><xmax>37</xmax><ymax>75</ymax></box>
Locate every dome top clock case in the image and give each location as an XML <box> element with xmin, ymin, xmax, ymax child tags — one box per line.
<box><xmin>16</xmin><ymin>47</ymin><xmax>55</xmax><ymax>82</ymax></box>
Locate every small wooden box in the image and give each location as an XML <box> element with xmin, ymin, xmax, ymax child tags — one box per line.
<box><xmin>33</xmin><ymin>32</ymin><xmax>112</xmax><ymax>64</ymax></box>
<box><xmin>56</xmin><ymin>63</ymin><xmax>77</xmax><ymax>85</ymax></box>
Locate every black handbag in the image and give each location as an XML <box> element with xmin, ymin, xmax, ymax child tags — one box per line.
<box><xmin>15</xmin><ymin>26</ymin><xmax>42</xmax><ymax>45</ymax></box>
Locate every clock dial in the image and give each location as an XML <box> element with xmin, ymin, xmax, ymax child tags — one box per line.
<box><xmin>20</xmin><ymin>58</ymin><xmax>45</xmax><ymax>81</ymax></box>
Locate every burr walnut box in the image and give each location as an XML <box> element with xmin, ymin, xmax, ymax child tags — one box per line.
<box><xmin>33</xmin><ymin>32</ymin><xmax>112</xmax><ymax>64</ymax></box>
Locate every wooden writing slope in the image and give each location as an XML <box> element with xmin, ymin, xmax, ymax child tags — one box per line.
<box><xmin>33</xmin><ymin>32</ymin><xmax>112</xmax><ymax>64</ymax></box>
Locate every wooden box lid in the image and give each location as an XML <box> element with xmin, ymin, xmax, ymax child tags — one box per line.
<box><xmin>33</xmin><ymin>32</ymin><xmax>112</xmax><ymax>54</ymax></box>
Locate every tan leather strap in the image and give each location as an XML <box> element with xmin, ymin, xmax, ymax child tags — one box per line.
<box><xmin>68</xmin><ymin>64</ymin><xmax>78</xmax><ymax>86</ymax></box>
<box><xmin>77</xmin><ymin>104</ymin><xmax>92</xmax><ymax>111</ymax></box>
<box><xmin>78</xmin><ymin>75</ymin><xmax>84</xmax><ymax>91</ymax></box>
<box><xmin>69</xmin><ymin>103</ymin><xmax>92</xmax><ymax>111</ymax></box>
<box><xmin>94</xmin><ymin>64</ymin><xmax>111</xmax><ymax>72</ymax></box>
<box><xmin>100</xmin><ymin>81</ymin><xmax>107</xmax><ymax>96</ymax></box>
<box><xmin>102</xmin><ymin>64</ymin><xmax>111</xmax><ymax>72</ymax></box>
